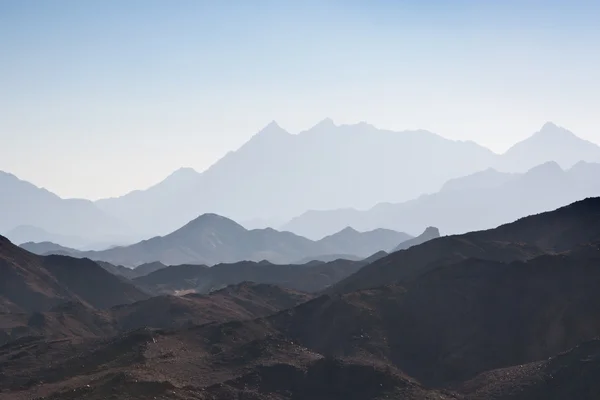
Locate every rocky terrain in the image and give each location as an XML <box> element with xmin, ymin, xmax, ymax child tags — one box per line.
<box><xmin>134</xmin><ymin>258</ymin><xmax>370</xmax><ymax>295</ymax></box>
<box><xmin>1</xmin><ymin>198</ymin><xmax>600</xmax><ymax>399</ymax></box>
<box><xmin>0</xmin><ymin>236</ymin><xmax>149</xmax><ymax>313</ymax></box>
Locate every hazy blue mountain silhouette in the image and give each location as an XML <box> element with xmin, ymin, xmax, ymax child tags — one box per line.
<box><xmin>93</xmin><ymin>121</ymin><xmax>600</xmax><ymax>236</ymax></box>
<box><xmin>4</xmin><ymin>225</ymin><xmax>89</xmax><ymax>249</ymax></box>
<box><xmin>393</xmin><ymin>227</ymin><xmax>440</xmax><ymax>252</ymax></box>
<box><xmin>283</xmin><ymin>161</ymin><xmax>600</xmax><ymax>239</ymax></box>
<box><xmin>4</xmin><ymin>121</ymin><xmax>600</xmax><ymax>241</ymax></box>
<box><xmin>69</xmin><ymin>214</ymin><xmax>408</xmax><ymax>267</ymax></box>
<box><xmin>499</xmin><ymin>122</ymin><xmax>600</xmax><ymax>171</ymax></box>
<box><xmin>0</xmin><ymin>172</ymin><xmax>137</xmax><ymax>246</ymax></box>
<box><xmin>94</xmin><ymin>120</ymin><xmax>496</xmax><ymax>235</ymax></box>
<box><xmin>317</xmin><ymin>227</ymin><xmax>411</xmax><ymax>256</ymax></box>
<box><xmin>330</xmin><ymin>196</ymin><xmax>600</xmax><ymax>294</ymax></box>
<box><xmin>19</xmin><ymin>241</ymin><xmax>81</xmax><ymax>257</ymax></box>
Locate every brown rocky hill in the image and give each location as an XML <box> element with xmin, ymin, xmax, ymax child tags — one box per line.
<box><xmin>274</xmin><ymin>247</ymin><xmax>600</xmax><ymax>386</ymax></box>
<box><xmin>459</xmin><ymin>339</ymin><xmax>600</xmax><ymax>399</ymax></box>
<box><xmin>0</xmin><ymin>236</ymin><xmax>149</xmax><ymax>313</ymax></box>
<box><xmin>134</xmin><ymin>258</ymin><xmax>369</xmax><ymax>295</ymax></box>
<box><xmin>0</xmin><ymin>282</ymin><xmax>311</xmax><ymax>346</ymax></box>
<box><xmin>2</xmin><ymin>243</ymin><xmax>600</xmax><ymax>399</ymax></box>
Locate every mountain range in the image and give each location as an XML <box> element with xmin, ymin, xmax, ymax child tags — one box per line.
<box><xmin>94</xmin><ymin>121</ymin><xmax>600</xmax><ymax>236</ymax></box>
<box><xmin>0</xmin><ymin>171</ymin><xmax>138</xmax><ymax>248</ymax></box>
<box><xmin>2</xmin><ymin>198</ymin><xmax>600</xmax><ymax>399</ymax></box>
<box><xmin>283</xmin><ymin>160</ymin><xmax>600</xmax><ymax>239</ymax></box>
<box><xmin>0</xmin><ymin>235</ymin><xmax>148</xmax><ymax>313</ymax></box>
<box><xmin>39</xmin><ymin>214</ymin><xmax>411</xmax><ymax>266</ymax></box>
<box><xmin>4</xmin><ymin>121</ymin><xmax>600</xmax><ymax>247</ymax></box>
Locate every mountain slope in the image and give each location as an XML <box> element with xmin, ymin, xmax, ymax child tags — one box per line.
<box><xmin>4</xmin><ymin>246</ymin><xmax>600</xmax><ymax>399</ymax></box>
<box><xmin>0</xmin><ymin>282</ymin><xmax>312</xmax><ymax>346</ymax></box>
<box><xmin>73</xmin><ymin>214</ymin><xmax>408</xmax><ymax>266</ymax></box>
<box><xmin>273</xmin><ymin>247</ymin><xmax>600</xmax><ymax>386</ymax></box>
<box><xmin>134</xmin><ymin>258</ymin><xmax>369</xmax><ymax>295</ymax></box>
<box><xmin>94</xmin><ymin>120</ymin><xmax>497</xmax><ymax>235</ymax></box>
<box><xmin>283</xmin><ymin>161</ymin><xmax>600</xmax><ymax>238</ymax></box>
<box><xmin>331</xmin><ymin>197</ymin><xmax>600</xmax><ymax>294</ymax></box>
<box><xmin>499</xmin><ymin>122</ymin><xmax>600</xmax><ymax>172</ymax></box>
<box><xmin>0</xmin><ymin>172</ymin><xmax>131</xmax><ymax>243</ymax></box>
<box><xmin>460</xmin><ymin>339</ymin><xmax>600</xmax><ymax>399</ymax></box>
<box><xmin>94</xmin><ymin>121</ymin><xmax>600</xmax><ymax>237</ymax></box>
<box><xmin>394</xmin><ymin>227</ymin><xmax>440</xmax><ymax>252</ymax></box>
<box><xmin>3</xmin><ymin>199</ymin><xmax>600</xmax><ymax>399</ymax></box>
<box><xmin>317</xmin><ymin>227</ymin><xmax>412</xmax><ymax>255</ymax></box>
<box><xmin>4</xmin><ymin>225</ymin><xmax>90</xmax><ymax>249</ymax></box>
<box><xmin>0</xmin><ymin>236</ymin><xmax>149</xmax><ymax>313</ymax></box>
<box><xmin>19</xmin><ymin>241</ymin><xmax>81</xmax><ymax>257</ymax></box>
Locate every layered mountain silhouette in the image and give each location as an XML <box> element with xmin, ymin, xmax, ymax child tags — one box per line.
<box><xmin>90</xmin><ymin>121</ymin><xmax>600</xmax><ymax>236</ymax></box>
<box><xmin>4</xmin><ymin>225</ymin><xmax>90</xmax><ymax>249</ymax></box>
<box><xmin>499</xmin><ymin>121</ymin><xmax>600</xmax><ymax>171</ymax></box>
<box><xmin>2</xmin><ymin>198</ymin><xmax>600</xmax><ymax>399</ymax></box>
<box><xmin>0</xmin><ymin>236</ymin><xmax>149</xmax><ymax>313</ymax></box>
<box><xmin>284</xmin><ymin>161</ymin><xmax>600</xmax><ymax>239</ymax></box>
<box><xmin>0</xmin><ymin>172</ymin><xmax>139</xmax><ymax>247</ymax></box>
<box><xmin>65</xmin><ymin>214</ymin><xmax>409</xmax><ymax>266</ymax></box>
<box><xmin>0</xmin><ymin>282</ymin><xmax>310</xmax><ymax>346</ymax></box>
<box><xmin>19</xmin><ymin>241</ymin><xmax>82</xmax><ymax>257</ymax></box>
<box><xmin>393</xmin><ymin>226</ymin><xmax>440</xmax><ymax>252</ymax></box>
<box><xmin>134</xmin><ymin>258</ymin><xmax>372</xmax><ymax>295</ymax></box>
<box><xmin>331</xmin><ymin>197</ymin><xmax>600</xmax><ymax>294</ymax></box>
<box><xmin>3</xmin><ymin>122</ymin><xmax>600</xmax><ymax>243</ymax></box>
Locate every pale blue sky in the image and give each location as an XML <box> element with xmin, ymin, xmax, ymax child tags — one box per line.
<box><xmin>1</xmin><ymin>0</ymin><xmax>599</xmax><ymax>199</ymax></box>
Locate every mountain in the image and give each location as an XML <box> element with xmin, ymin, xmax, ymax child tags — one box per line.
<box><xmin>70</xmin><ymin>214</ymin><xmax>408</xmax><ymax>267</ymax></box>
<box><xmin>3</xmin><ymin>199</ymin><xmax>600</xmax><ymax>399</ymax></box>
<box><xmin>19</xmin><ymin>241</ymin><xmax>81</xmax><ymax>257</ymax></box>
<box><xmin>499</xmin><ymin>122</ymin><xmax>600</xmax><ymax>172</ymax></box>
<box><xmin>393</xmin><ymin>227</ymin><xmax>440</xmax><ymax>252</ymax></box>
<box><xmin>318</xmin><ymin>227</ymin><xmax>412</xmax><ymax>256</ymax></box>
<box><xmin>3</xmin><ymin>241</ymin><xmax>600</xmax><ymax>398</ymax></box>
<box><xmin>4</xmin><ymin>122</ymin><xmax>598</xmax><ymax>241</ymax></box>
<box><xmin>460</xmin><ymin>339</ymin><xmax>600</xmax><ymax>399</ymax></box>
<box><xmin>283</xmin><ymin>161</ymin><xmax>600</xmax><ymax>239</ymax></box>
<box><xmin>134</xmin><ymin>258</ymin><xmax>370</xmax><ymax>295</ymax></box>
<box><xmin>0</xmin><ymin>171</ymin><xmax>137</xmax><ymax>246</ymax></box>
<box><xmin>273</xmin><ymin>247</ymin><xmax>600</xmax><ymax>387</ymax></box>
<box><xmin>3</xmin><ymin>225</ymin><xmax>90</xmax><ymax>249</ymax></box>
<box><xmin>94</xmin><ymin>120</ymin><xmax>497</xmax><ymax>235</ymax></box>
<box><xmin>0</xmin><ymin>282</ymin><xmax>311</xmax><ymax>346</ymax></box>
<box><xmin>0</xmin><ymin>236</ymin><xmax>149</xmax><ymax>313</ymax></box>
<box><xmin>93</xmin><ymin>121</ymin><xmax>600</xmax><ymax>237</ymax></box>
<box><xmin>331</xmin><ymin>197</ymin><xmax>600</xmax><ymax>294</ymax></box>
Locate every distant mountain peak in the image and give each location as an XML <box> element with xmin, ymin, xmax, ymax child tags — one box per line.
<box><xmin>524</xmin><ymin>161</ymin><xmax>563</xmax><ymax>176</ymax></box>
<box><xmin>314</xmin><ymin>117</ymin><xmax>336</xmax><ymax>128</ymax></box>
<box><xmin>302</xmin><ymin>118</ymin><xmax>337</xmax><ymax>135</ymax></box>
<box><xmin>176</xmin><ymin>213</ymin><xmax>246</xmax><ymax>234</ymax></box>
<box><xmin>193</xmin><ymin>213</ymin><xmax>233</xmax><ymax>222</ymax></box>
<box><xmin>541</xmin><ymin>121</ymin><xmax>559</xmax><ymax>131</ymax></box>
<box><xmin>338</xmin><ymin>226</ymin><xmax>359</xmax><ymax>235</ymax></box>
<box><xmin>536</xmin><ymin>122</ymin><xmax>576</xmax><ymax>139</ymax></box>
<box><xmin>173</xmin><ymin>167</ymin><xmax>197</xmax><ymax>174</ymax></box>
<box><xmin>422</xmin><ymin>226</ymin><xmax>440</xmax><ymax>236</ymax></box>
<box><xmin>256</xmin><ymin>120</ymin><xmax>288</xmax><ymax>137</ymax></box>
<box><xmin>167</xmin><ymin>167</ymin><xmax>199</xmax><ymax>180</ymax></box>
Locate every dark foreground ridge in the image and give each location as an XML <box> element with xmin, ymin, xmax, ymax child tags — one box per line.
<box><xmin>1</xmin><ymin>198</ymin><xmax>600</xmax><ymax>399</ymax></box>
